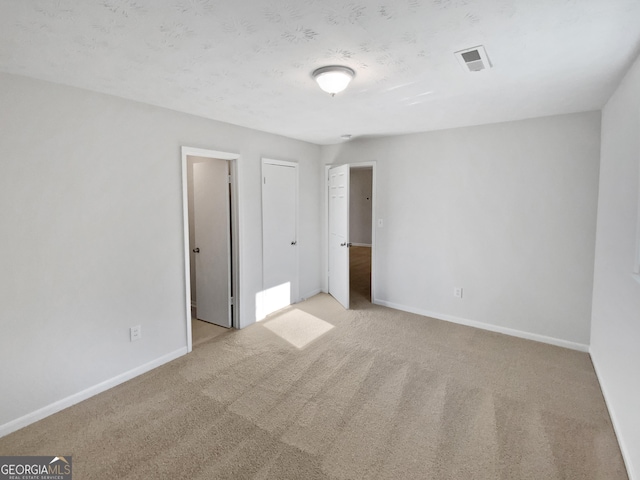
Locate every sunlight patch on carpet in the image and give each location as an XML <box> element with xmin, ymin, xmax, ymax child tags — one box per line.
<box><xmin>263</xmin><ymin>309</ymin><xmax>334</xmax><ymax>348</ymax></box>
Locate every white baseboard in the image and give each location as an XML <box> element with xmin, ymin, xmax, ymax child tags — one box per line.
<box><xmin>299</xmin><ymin>288</ymin><xmax>322</xmax><ymax>301</ymax></box>
<box><xmin>0</xmin><ymin>347</ymin><xmax>188</xmax><ymax>438</ymax></box>
<box><xmin>350</xmin><ymin>243</ymin><xmax>372</xmax><ymax>247</ymax></box>
<box><xmin>590</xmin><ymin>352</ymin><xmax>635</xmax><ymax>479</ymax></box>
<box><xmin>372</xmin><ymin>299</ymin><xmax>589</xmax><ymax>352</ymax></box>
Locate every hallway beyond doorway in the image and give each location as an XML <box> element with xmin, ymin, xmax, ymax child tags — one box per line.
<box><xmin>349</xmin><ymin>246</ymin><xmax>371</xmax><ymax>307</ymax></box>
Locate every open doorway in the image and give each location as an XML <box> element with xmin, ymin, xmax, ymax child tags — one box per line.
<box><xmin>349</xmin><ymin>166</ymin><xmax>373</xmax><ymax>306</ymax></box>
<box><xmin>326</xmin><ymin>162</ymin><xmax>376</xmax><ymax>310</ymax></box>
<box><xmin>181</xmin><ymin>147</ymin><xmax>240</xmax><ymax>352</ymax></box>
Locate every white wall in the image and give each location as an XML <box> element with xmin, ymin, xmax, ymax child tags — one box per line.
<box><xmin>0</xmin><ymin>72</ymin><xmax>321</xmax><ymax>433</ymax></box>
<box><xmin>349</xmin><ymin>168</ymin><xmax>373</xmax><ymax>246</ymax></box>
<box><xmin>591</xmin><ymin>53</ymin><xmax>640</xmax><ymax>479</ymax></box>
<box><xmin>321</xmin><ymin>112</ymin><xmax>601</xmax><ymax>348</ymax></box>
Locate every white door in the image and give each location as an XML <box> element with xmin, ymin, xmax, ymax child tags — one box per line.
<box><xmin>329</xmin><ymin>164</ymin><xmax>350</xmax><ymax>309</ymax></box>
<box><xmin>192</xmin><ymin>159</ymin><xmax>232</xmax><ymax>328</ymax></box>
<box><xmin>262</xmin><ymin>161</ymin><xmax>298</xmax><ymax>317</ymax></box>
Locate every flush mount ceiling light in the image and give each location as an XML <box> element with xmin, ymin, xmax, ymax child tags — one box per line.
<box><xmin>312</xmin><ymin>66</ymin><xmax>355</xmax><ymax>96</ymax></box>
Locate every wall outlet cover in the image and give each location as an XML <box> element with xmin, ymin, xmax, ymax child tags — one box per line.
<box><xmin>130</xmin><ymin>325</ymin><xmax>142</xmax><ymax>342</ymax></box>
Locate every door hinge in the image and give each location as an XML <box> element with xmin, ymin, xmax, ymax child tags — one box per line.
<box><xmin>230</xmin><ymin>296</ymin><xmax>234</xmax><ymax>306</ymax></box>
<box><xmin>228</xmin><ymin>175</ymin><xmax>232</xmax><ymax>184</ymax></box>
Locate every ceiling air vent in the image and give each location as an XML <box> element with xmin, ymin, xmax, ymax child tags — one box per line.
<box><xmin>455</xmin><ymin>45</ymin><xmax>492</xmax><ymax>72</ymax></box>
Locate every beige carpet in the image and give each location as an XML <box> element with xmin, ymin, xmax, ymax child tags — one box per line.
<box><xmin>0</xmin><ymin>248</ymin><xmax>627</xmax><ymax>479</ymax></box>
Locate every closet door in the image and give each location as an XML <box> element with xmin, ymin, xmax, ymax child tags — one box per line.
<box><xmin>262</xmin><ymin>160</ymin><xmax>298</xmax><ymax>317</ymax></box>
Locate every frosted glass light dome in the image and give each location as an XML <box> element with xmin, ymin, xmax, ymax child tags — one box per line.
<box><xmin>312</xmin><ymin>66</ymin><xmax>355</xmax><ymax>95</ymax></box>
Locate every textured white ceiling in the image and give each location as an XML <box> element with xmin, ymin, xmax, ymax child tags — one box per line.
<box><xmin>1</xmin><ymin>0</ymin><xmax>639</xmax><ymax>144</ymax></box>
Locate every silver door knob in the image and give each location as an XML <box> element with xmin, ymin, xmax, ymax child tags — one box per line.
<box><xmin>192</xmin><ymin>248</ymin><xmax>200</xmax><ymax>253</ymax></box>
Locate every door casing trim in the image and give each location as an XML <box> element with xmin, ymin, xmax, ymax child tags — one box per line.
<box><xmin>181</xmin><ymin>146</ymin><xmax>241</xmax><ymax>352</ymax></box>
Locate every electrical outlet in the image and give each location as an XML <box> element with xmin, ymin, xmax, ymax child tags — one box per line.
<box><xmin>130</xmin><ymin>325</ymin><xmax>142</xmax><ymax>342</ymax></box>
<box><xmin>454</xmin><ymin>287</ymin><xmax>463</xmax><ymax>299</ymax></box>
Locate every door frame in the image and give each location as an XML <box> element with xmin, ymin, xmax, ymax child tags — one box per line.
<box><xmin>260</xmin><ymin>158</ymin><xmax>299</xmax><ymax>319</ymax></box>
<box><xmin>181</xmin><ymin>146</ymin><xmax>241</xmax><ymax>352</ymax></box>
<box><xmin>324</xmin><ymin>161</ymin><xmax>377</xmax><ymax>305</ymax></box>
